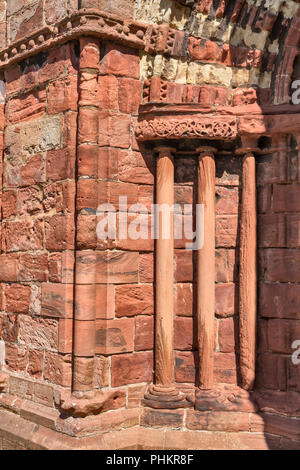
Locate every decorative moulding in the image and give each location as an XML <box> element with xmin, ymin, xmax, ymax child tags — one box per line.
<box><xmin>135</xmin><ymin>104</ymin><xmax>300</xmax><ymax>142</ymax></box>
<box><xmin>0</xmin><ymin>9</ymin><xmax>148</xmax><ymax>70</ymax></box>
<box><xmin>135</xmin><ymin>116</ymin><xmax>237</xmax><ymax>141</ymax></box>
<box><xmin>0</xmin><ymin>9</ymin><xmax>187</xmax><ymax>71</ymax></box>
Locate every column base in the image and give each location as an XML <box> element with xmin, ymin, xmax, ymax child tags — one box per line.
<box><xmin>194</xmin><ymin>384</ymin><xmax>258</xmax><ymax>412</ymax></box>
<box><xmin>143</xmin><ymin>385</ymin><xmax>193</xmax><ymax>409</ymax></box>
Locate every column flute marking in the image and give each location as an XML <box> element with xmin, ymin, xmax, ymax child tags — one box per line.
<box><xmin>239</xmin><ymin>151</ymin><xmax>257</xmax><ymax>390</ymax></box>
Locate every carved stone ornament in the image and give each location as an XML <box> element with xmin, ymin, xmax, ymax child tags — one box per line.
<box><xmin>135</xmin><ymin>117</ymin><xmax>237</xmax><ymax>141</ymax></box>
<box><xmin>60</xmin><ymin>390</ymin><xmax>126</xmax><ymax>418</ymax></box>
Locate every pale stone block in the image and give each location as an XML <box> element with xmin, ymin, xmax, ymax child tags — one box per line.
<box><xmin>259</xmin><ymin>71</ymin><xmax>272</xmax><ymax>89</ymax></box>
<box><xmin>175</xmin><ymin>60</ymin><xmax>188</xmax><ymax>84</ymax></box>
<box><xmin>0</xmin><ymin>340</ymin><xmax>5</xmax><ymax>366</ymax></box>
<box><xmin>140</xmin><ymin>52</ymin><xmax>154</xmax><ymax>80</ymax></box>
<box><xmin>161</xmin><ymin>57</ymin><xmax>178</xmax><ymax>81</ymax></box>
<box><xmin>243</xmin><ymin>27</ymin><xmax>268</xmax><ymax>50</ymax></box>
<box><xmin>281</xmin><ymin>0</ymin><xmax>299</xmax><ymax>18</ymax></box>
<box><xmin>188</xmin><ymin>63</ymin><xmax>232</xmax><ymax>87</ymax></box>
<box><xmin>269</xmin><ymin>40</ymin><xmax>279</xmax><ymax>54</ymax></box>
<box><xmin>5</xmin><ymin>116</ymin><xmax>62</xmax><ymax>159</ymax></box>
<box><xmin>232</xmin><ymin>68</ymin><xmax>251</xmax><ymax>88</ymax></box>
<box><xmin>134</xmin><ymin>0</ymin><xmax>190</xmax><ymax>30</ymax></box>
<box><xmin>153</xmin><ymin>54</ymin><xmax>164</xmax><ymax>76</ymax></box>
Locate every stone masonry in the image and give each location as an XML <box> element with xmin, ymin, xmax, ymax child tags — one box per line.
<box><xmin>0</xmin><ymin>0</ymin><xmax>299</xmax><ymax>450</ymax></box>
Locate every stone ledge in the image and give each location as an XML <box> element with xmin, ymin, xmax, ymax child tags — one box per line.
<box><xmin>2</xmin><ymin>407</ymin><xmax>300</xmax><ymax>450</ymax></box>
<box><xmin>0</xmin><ymin>409</ymin><xmax>140</xmax><ymax>450</ymax></box>
<box><xmin>136</xmin><ymin>105</ymin><xmax>300</xmax><ymax>142</ymax></box>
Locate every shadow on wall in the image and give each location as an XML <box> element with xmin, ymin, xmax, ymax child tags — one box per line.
<box><xmin>255</xmin><ymin>133</ymin><xmax>300</xmax><ymax>449</ymax></box>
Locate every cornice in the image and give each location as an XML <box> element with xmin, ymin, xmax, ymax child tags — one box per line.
<box><xmin>0</xmin><ymin>9</ymin><xmax>148</xmax><ymax>71</ymax></box>
<box><xmin>135</xmin><ymin>104</ymin><xmax>300</xmax><ymax>142</ymax></box>
<box><xmin>0</xmin><ymin>6</ymin><xmax>277</xmax><ymax>75</ymax></box>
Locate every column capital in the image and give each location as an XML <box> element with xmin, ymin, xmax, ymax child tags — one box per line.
<box><xmin>196</xmin><ymin>146</ymin><xmax>217</xmax><ymax>156</ymax></box>
<box><xmin>235</xmin><ymin>136</ymin><xmax>259</xmax><ymax>156</ymax></box>
<box><xmin>154</xmin><ymin>145</ymin><xmax>177</xmax><ymax>157</ymax></box>
<box><xmin>293</xmin><ymin>133</ymin><xmax>300</xmax><ymax>149</ymax></box>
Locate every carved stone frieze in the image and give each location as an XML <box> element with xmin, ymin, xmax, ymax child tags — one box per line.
<box><xmin>135</xmin><ymin>116</ymin><xmax>237</xmax><ymax>141</ymax></box>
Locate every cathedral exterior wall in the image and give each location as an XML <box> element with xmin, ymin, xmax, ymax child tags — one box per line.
<box><xmin>0</xmin><ymin>0</ymin><xmax>299</xmax><ymax>450</ymax></box>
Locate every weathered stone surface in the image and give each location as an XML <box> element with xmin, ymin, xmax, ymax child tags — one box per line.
<box><xmin>141</xmin><ymin>408</ymin><xmax>184</xmax><ymax>428</ymax></box>
<box><xmin>111</xmin><ymin>351</ymin><xmax>153</xmax><ymax>387</ymax></box>
<box><xmin>44</xmin><ymin>352</ymin><xmax>72</xmax><ymax>387</ymax></box>
<box><xmin>95</xmin><ymin>318</ymin><xmax>134</xmax><ymax>354</ymax></box>
<box><xmin>135</xmin><ymin>315</ymin><xmax>154</xmax><ymax>351</ymax></box>
<box><xmin>8</xmin><ymin>1</ymin><xmax>43</xmax><ymax>43</ymax></box>
<box><xmin>195</xmin><ymin>384</ymin><xmax>258</xmax><ymax>412</ymax></box>
<box><xmin>61</xmin><ymin>390</ymin><xmax>127</xmax><ymax>418</ymax></box>
<box><xmin>18</xmin><ymin>315</ymin><xmax>58</xmax><ymax>350</ymax></box>
<box><xmin>116</xmin><ymin>284</ymin><xmax>154</xmax><ymax>317</ymax></box>
<box><xmin>186</xmin><ymin>410</ymin><xmax>249</xmax><ymax>432</ymax></box>
<box><xmin>5</xmin><ymin>116</ymin><xmax>62</xmax><ymax>159</ymax></box>
<box><xmin>0</xmin><ymin>0</ymin><xmax>299</xmax><ymax>451</ymax></box>
<box><xmin>5</xmin><ymin>284</ymin><xmax>31</xmax><ymax>313</ymax></box>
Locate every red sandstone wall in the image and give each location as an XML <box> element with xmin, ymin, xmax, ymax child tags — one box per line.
<box><xmin>173</xmin><ymin>156</ymin><xmax>240</xmax><ymax>386</ymax></box>
<box><xmin>0</xmin><ymin>37</ymin><xmax>242</xmax><ymax>398</ymax></box>
<box><xmin>0</xmin><ymin>43</ymin><xmax>78</xmax><ymax>390</ymax></box>
<box><xmin>79</xmin><ymin>40</ymin><xmax>153</xmax><ymax>391</ymax></box>
<box><xmin>257</xmin><ymin>135</ymin><xmax>300</xmax><ymax>395</ymax></box>
<box><xmin>0</xmin><ymin>37</ymin><xmax>299</xmax><ymax>408</ymax></box>
<box><xmin>0</xmin><ymin>0</ymin><xmax>299</xmax><ymax>450</ymax></box>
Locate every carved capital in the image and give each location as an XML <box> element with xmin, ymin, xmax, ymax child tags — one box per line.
<box><xmin>136</xmin><ymin>117</ymin><xmax>237</xmax><ymax>142</ymax></box>
<box><xmin>235</xmin><ymin>136</ymin><xmax>259</xmax><ymax>155</ymax></box>
<box><xmin>155</xmin><ymin>145</ymin><xmax>177</xmax><ymax>158</ymax></box>
<box><xmin>196</xmin><ymin>146</ymin><xmax>217</xmax><ymax>156</ymax></box>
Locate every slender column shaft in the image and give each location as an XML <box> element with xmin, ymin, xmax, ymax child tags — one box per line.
<box><xmin>73</xmin><ymin>38</ymin><xmax>100</xmax><ymax>392</ymax></box>
<box><xmin>239</xmin><ymin>152</ymin><xmax>257</xmax><ymax>390</ymax></box>
<box><xmin>155</xmin><ymin>147</ymin><xmax>175</xmax><ymax>389</ymax></box>
<box><xmin>197</xmin><ymin>152</ymin><xmax>215</xmax><ymax>390</ymax></box>
<box><xmin>0</xmin><ymin>75</ymin><xmax>4</xmax><ymax>251</ymax></box>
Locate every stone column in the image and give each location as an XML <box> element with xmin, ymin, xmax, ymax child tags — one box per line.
<box><xmin>196</xmin><ymin>149</ymin><xmax>216</xmax><ymax>390</ymax></box>
<box><xmin>238</xmin><ymin>141</ymin><xmax>258</xmax><ymax>391</ymax></box>
<box><xmin>155</xmin><ymin>146</ymin><xmax>175</xmax><ymax>389</ymax></box>
<box><xmin>72</xmin><ymin>38</ymin><xmax>100</xmax><ymax>393</ymax></box>
<box><xmin>143</xmin><ymin>146</ymin><xmax>190</xmax><ymax>409</ymax></box>
<box><xmin>0</xmin><ymin>73</ymin><xmax>4</xmax><ymax>254</ymax></box>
